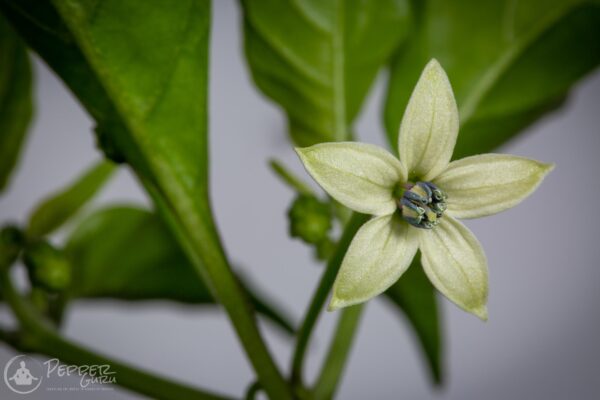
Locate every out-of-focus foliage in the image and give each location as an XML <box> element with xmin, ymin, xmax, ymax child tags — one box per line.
<box><xmin>242</xmin><ymin>0</ymin><xmax>410</xmax><ymax>145</ymax></box>
<box><xmin>0</xmin><ymin>15</ymin><xmax>33</xmax><ymax>193</ymax></box>
<box><xmin>28</xmin><ymin>161</ymin><xmax>115</xmax><ymax>238</ymax></box>
<box><xmin>0</xmin><ymin>0</ymin><xmax>225</xmax><ymax>312</ymax></box>
<box><xmin>24</xmin><ymin>240</ymin><xmax>71</xmax><ymax>292</ymax></box>
<box><xmin>385</xmin><ymin>0</ymin><xmax>600</xmax><ymax>157</ymax></box>
<box><xmin>65</xmin><ymin>206</ymin><xmax>294</xmax><ymax>334</ymax></box>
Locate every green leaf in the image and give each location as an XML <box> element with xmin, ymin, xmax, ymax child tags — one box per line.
<box><xmin>383</xmin><ymin>255</ymin><xmax>442</xmax><ymax>384</ymax></box>
<box><xmin>65</xmin><ymin>206</ymin><xmax>294</xmax><ymax>334</ymax></box>
<box><xmin>0</xmin><ymin>2</ymin><xmax>292</xmax><ymax>394</ymax></box>
<box><xmin>242</xmin><ymin>0</ymin><xmax>410</xmax><ymax>146</ymax></box>
<box><xmin>384</xmin><ymin>0</ymin><xmax>600</xmax><ymax>157</ymax></box>
<box><xmin>28</xmin><ymin>160</ymin><xmax>115</xmax><ymax>238</ymax></box>
<box><xmin>0</xmin><ymin>14</ymin><xmax>33</xmax><ymax>193</ymax></box>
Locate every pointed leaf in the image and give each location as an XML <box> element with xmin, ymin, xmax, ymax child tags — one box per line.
<box><xmin>0</xmin><ymin>15</ymin><xmax>33</xmax><ymax>193</ymax></box>
<box><xmin>65</xmin><ymin>206</ymin><xmax>295</xmax><ymax>334</ymax></box>
<box><xmin>242</xmin><ymin>0</ymin><xmax>410</xmax><ymax>145</ymax></box>
<box><xmin>28</xmin><ymin>161</ymin><xmax>115</xmax><ymax>238</ymax></box>
<box><xmin>434</xmin><ymin>154</ymin><xmax>554</xmax><ymax>219</ymax></box>
<box><xmin>385</xmin><ymin>0</ymin><xmax>600</xmax><ymax>157</ymax></box>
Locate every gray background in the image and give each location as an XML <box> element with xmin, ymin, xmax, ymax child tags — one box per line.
<box><xmin>1</xmin><ymin>1</ymin><xmax>599</xmax><ymax>399</ymax></box>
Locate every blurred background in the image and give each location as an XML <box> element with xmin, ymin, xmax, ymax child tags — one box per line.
<box><xmin>1</xmin><ymin>1</ymin><xmax>599</xmax><ymax>399</ymax></box>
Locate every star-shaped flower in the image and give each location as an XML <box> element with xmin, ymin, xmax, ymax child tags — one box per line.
<box><xmin>296</xmin><ymin>59</ymin><xmax>553</xmax><ymax>320</ymax></box>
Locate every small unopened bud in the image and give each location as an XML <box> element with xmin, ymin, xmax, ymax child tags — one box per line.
<box><xmin>23</xmin><ymin>241</ymin><xmax>71</xmax><ymax>292</ymax></box>
<box><xmin>288</xmin><ymin>195</ymin><xmax>332</xmax><ymax>244</ymax></box>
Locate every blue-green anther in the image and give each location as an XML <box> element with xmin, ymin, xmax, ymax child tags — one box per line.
<box><xmin>398</xmin><ymin>182</ymin><xmax>447</xmax><ymax>229</ymax></box>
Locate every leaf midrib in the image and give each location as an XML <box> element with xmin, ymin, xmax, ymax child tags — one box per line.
<box><xmin>332</xmin><ymin>0</ymin><xmax>347</xmax><ymax>142</ymax></box>
<box><xmin>51</xmin><ymin>0</ymin><xmax>208</xmax><ymax>244</ymax></box>
<box><xmin>458</xmin><ymin>1</ymin><xmax>584</xmax><ymax>126</ymax></box>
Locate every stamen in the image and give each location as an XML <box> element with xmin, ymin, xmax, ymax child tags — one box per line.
<box><xmin>397</xmin><ymin>182</ymin><xmax>447</xmax><ymax>229</ymax></box>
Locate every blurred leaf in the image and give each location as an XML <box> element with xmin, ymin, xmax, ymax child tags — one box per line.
<box><xmin>65</xmin><ymin>206</ymin><xmax>294</xmax><ymax>334</ymax></box>
<box><xmin>28</xmin><ymin>161</ymin><xmax>115</xmax><ymax>238</ymax></box>
<box><xmin>384</xmin><ymin>0</ymin><xmax>600</xmax><ymax>157</ymax></box>
<box><xmin>0</xmin><ymin>15</ymin><xmax>33</xmax><ymax>193</ymax></box>
<box><xmin>241</xmin><ymin>0</ymin><xmax>410</xmax><ymax>146</ymax></box>
<box><xmin>383</xmin><ymin>255</ymin><xmax>441</xmax><ymax>384</ymax></box>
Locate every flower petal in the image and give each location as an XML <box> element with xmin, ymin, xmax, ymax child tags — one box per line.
<box><xmin>433</xmin><ymin>154</ymin><xmax>554</xmax><ymax>219</ymax></box>
<box><xmin>398</xmin><ymin>59</ymin><xmax>459</xmax><ymax>181</ymax></box>
<box><xmin>419</xmin><ymin>216</ymin><xmax>488</xmax><ymax>320</ymax></box>
<box><xmin>296</xmin><ymin>143</ymin><xmax>406</xmax><ymax>216</ymax></box>
<box><xmin>329</xmin><ymin>215</ymin><xmax>419</xmax><ymax>310</ymax></box>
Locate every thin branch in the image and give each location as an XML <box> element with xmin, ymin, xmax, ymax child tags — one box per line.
<box><xmin>313</xmin><ymin>305</ymin><xmax>364</xmax><ymax>399</ymax></box>
<box><xmin>290</xmin><ymin>212</ymin><xmax>368</xmax><ymax>385</ymax></box>
<box><xmin>0</xmin><ymin>271</ymin><xmax>233</xmax><ymax>400</ymax></box>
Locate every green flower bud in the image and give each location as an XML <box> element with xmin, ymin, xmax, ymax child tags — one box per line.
<box><xmin>288</xmin><ymin>195</ymin><xmax>332</xmax><ymax>244</ymax></box>
<box><xmin>23</xmin><ymin>241</ymin><xmax>71</xmax><ymax>292</ymax></box>
<box><xmin>0</xmin><ymin>225</ymin><xmax>24</xmax><ymax>270</ymax></box>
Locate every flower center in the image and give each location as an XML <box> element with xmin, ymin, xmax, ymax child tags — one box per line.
<box><xmin>396</xmin><ymin>182</ymin><xmax>447</xmax><ymax>229</ymax></box>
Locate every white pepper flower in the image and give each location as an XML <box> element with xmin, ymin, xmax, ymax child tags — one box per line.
<box><xmin>296</xmin><ymin>59</ymin><xmax>553</xmax><ymax>320</ymax></box>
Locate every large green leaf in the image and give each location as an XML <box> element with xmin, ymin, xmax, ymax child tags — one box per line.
<box><xmin>65</xmin><ymin>206</ymin><xmax>294</xmax><ymax>334</ymax></box>
<box><xmin>0</xmin><ymin>2</ymin><xmax>291</xmax><ymax>395</ymax></box>
<box><xmin>384</xmin><ymin>0</ymin><xmax>600</xmax><ymax>157</ymax></box>
<box><xmin>0</xmin><ymin>14</ymin><xmax>33</xmax><ymax>193</ymax></box>
<box><xmin>383</xmin><ymin>255</ymin><xmax>441</xmax><ymax>384</ymax></box>
<box><xmin>28</xmin><ymin>160</ymin><xmax>115</xmax><ymax>238</ymax></box>
<box><xmin>242</xmin><ymin>0</ymin><xmax>410</xmax><ymax>146</ymax></box>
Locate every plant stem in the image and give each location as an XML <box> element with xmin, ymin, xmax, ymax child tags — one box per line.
<box><xmin>313</xmin><ymin>305</ymin><xmax>364</xmax><ymax>399</ymax></box>
<box><xmin>142</xmin><ymin>180</ymin><xmax>293</xmax><ymax>399</ymax></box>
<box><xmin>34</xmin><ymin>330</ymin><xmax>232</xmax><ymax>400</ymax></box>
<box><xmin>269</xmin><ymin>159</ymin><xmax>315</xmax><ymax>196</ymax></box>
<box><xmin>290</xmin><ymin>212</ymin><xmax>368</xmax><ymax>385</ymax></box>
<box><xmin>0</xmin><ymin>271</ymin><xmax>233</xmax><ymax>400</ymax></box>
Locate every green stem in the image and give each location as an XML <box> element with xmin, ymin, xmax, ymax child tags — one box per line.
<box><xmin>313</xmin><ymin>305</ymin><xmax>364</xmax><ymax>399</ymax></box>
<box><xmin>269</xmin><ymin>159</ymin><xmax>315</xmax><ymax>196</ymax></box>
<box><xmin>142</xmin><ymin>179</ymin><xmax>293</xmax><ymax>399</ymax></box>
<box><xmin>34</xmin><ymin>330</ymin><xmax>232</xmax><ymax>400</ymax></box>
<box><xmin>0</xmin><ymin>272</ymin><xmax>232</xmax><ymax>400</ymax></box>
<box><xmin>290</xmin><ymin>212</ymin><xmax>368</xmax><ymax>385</ymax></box>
